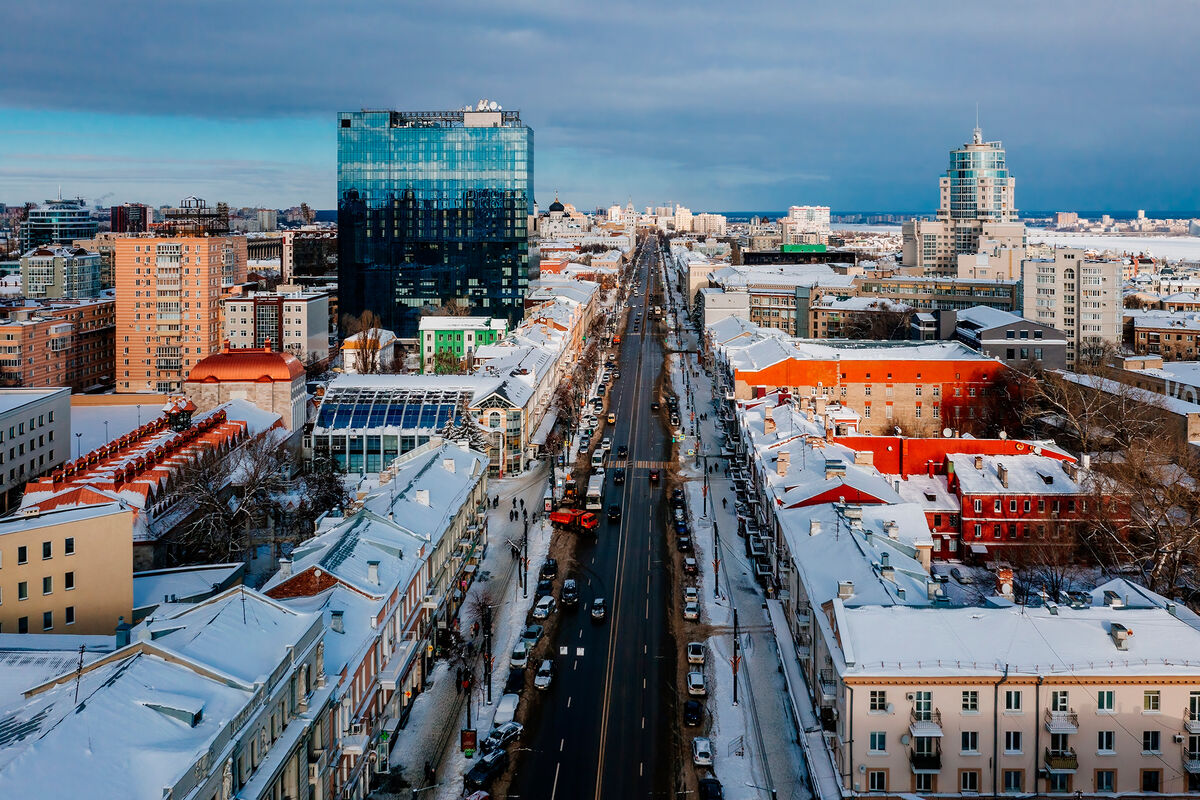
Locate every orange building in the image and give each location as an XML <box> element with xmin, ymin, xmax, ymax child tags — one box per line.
<box><xmin>114</xmin><ymin>234</ymin><xmax>247</xmax><ymax>393</ymax></box>
<box><xmin>0</xmin><ymin>298</ymin><xmax>115</xmax><ymax>391</ymax></box>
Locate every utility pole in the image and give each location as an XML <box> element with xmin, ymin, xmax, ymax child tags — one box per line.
<box><xmin>732</xmin><ymin>607</ymin><xmax>741</xmax><ymax>706</ymax></box>
<box><xmin>484</xmin><ymin>604</ymin><xmax>493</xmax><ymax>704</ymax></box>
<box><xmin>522</xmin><ymin>519</ymin><xmax>529</xmax><ymax>599</ymax></box>
<box><xmin>713</xmin><ymin>519</ymin><xmax>721</xmax><ymax>600</ymax></box>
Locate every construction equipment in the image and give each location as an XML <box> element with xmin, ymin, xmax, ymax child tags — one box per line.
<box><xmin>548</xmin><ymin>508</ymin><xmax>599</xmax><ymax>534</ymax></box>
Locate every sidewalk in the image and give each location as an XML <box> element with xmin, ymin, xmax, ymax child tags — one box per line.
<box><xmin>380</xmin><ymin>462</ymin><xmax>554</xmax><ymax>798</ymax></box>
<box><xmin>661</xmin><ymin>254</ymin><xmax>812</xmax><ymax>800</ymax></box>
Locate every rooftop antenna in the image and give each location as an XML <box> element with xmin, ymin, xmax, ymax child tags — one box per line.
<box><xmin>73</xmin><ymin>644</ymin><xmax>85</xmax><ymax>703</ymax></box>
<box><xmin>973</xmin><ymin>103</ymin><xmax>982</xmax><ymax>145</ymax></box>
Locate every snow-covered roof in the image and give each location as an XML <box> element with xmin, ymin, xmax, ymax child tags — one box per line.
<box><xmin>892</xmin><ymin>474</ymin><xmax>961</xmax><ymax>512</ymax></box>
<box><xmin>1056</xmin><ymin>370</ymin><xmax>1200</xmax><ymax>417</ymax></box>
<box><xmin>811</xmin><ymin>296</ymin><xmax>912</xmax><ymax>312</ymax></box>
<box><xmin>954</xmin><ymin>304</ymin><xmax>1026</xmax><ymax>330</ymax></box>
<box><xmin>418</xmin><ymin>316</ymin><xmax>508</xmax><ymax>333</ymax></box>
<box><xmin>1128</xmin><ymin>310</ymin><xmax>1200</xmax><ymax>331</ymax></box>
<box><xmin>948</xmin><ymin>452</ymin><xmax>1087</xmax><ymax>495</ymax></box>
<box><xmin>132</xmin><ymin>563</ymin><xmax>244</xmax><ymax>611</ymax></box>
<box><xmin>708</xmin><ymin>263</ymin><xmax>854</xmax><ymax>291</ymax></box>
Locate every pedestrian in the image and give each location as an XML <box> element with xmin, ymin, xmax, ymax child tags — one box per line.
<box><xmin>455</xmin><ymin>667</ymin><xmax>463</xmax><ymax>693</ymax></box>
<box><xmin>425</xmin><ymin>760</ymin><xmax>435</xmax><ymax>785</ymax></box>
<box><xmin>722</xmin><ymin>497</ymin><xmax>727</xmax><ymax>509</ymax></box>
<box><xmin>512</xmin><ymin>497</ymin><xmax>517</xmax><ymax>508</ymax></box>
<box><xmin>523</xmin><ymin>508</ymin><xmax>528</xmax><ymax>522</ymax></box>
<box><xmin>519</xmin><ymin>498</ymin><xmax>525</xmax><ymax>509</ymax></box>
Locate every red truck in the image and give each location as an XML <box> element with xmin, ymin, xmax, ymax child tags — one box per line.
<box><xmin>549</xmin><ymin>508</ymin><xmax>599</xmax><ymax>534</ymax></box>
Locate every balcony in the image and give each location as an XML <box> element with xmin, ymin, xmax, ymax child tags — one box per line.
<box><xmin>910</xmin><ymin>707</ymin><xmax>943</xmax><ymax>737</ymax></box>
<box><xmin>1044</xmin><ymin>708</ymin><xmax>1079</xmax><ymax>734</ymax></box>
<box><xmin>1183</xmin><ymin>745</ymin><xmax>1200</xmax><ymax>775</ymax></box>
<box><xmin>1044</xmin><ymin>747</ymin><xmax>1078</xmax><ymax>773</ymax></box>
<box><xmin>818</xmin><ymin>669</ymin><xmax>837</xmax><ymax>706</ymax></box>
<box><xmin>1185</xmin><ymin>708</ymin><xmax>1200</xmax><ymax>735</ymax></box>
<box><xmin>909</xmin><ymin>742</ymin><xmax>943</xmax><ymax>773</ymax></box>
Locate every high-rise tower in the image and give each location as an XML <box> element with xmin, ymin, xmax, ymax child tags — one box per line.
<box><xmin>903</xmin><ymin>128</ymin><xmax>1024</xmax><ymax>275</ymax></box>
<box><xmin>337</xmin><ymin>103</ymin><xmax>534</xmax><ymax>336</ymax></box>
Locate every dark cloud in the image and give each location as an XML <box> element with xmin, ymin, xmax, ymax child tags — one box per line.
<box><xmin>3</xmin><ymin>0</ymin><xmax>1199</xmax><ymax>210</ymax></box>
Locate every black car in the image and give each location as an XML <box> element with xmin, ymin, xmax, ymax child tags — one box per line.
<box><xmin>677</xmin><ymin>536</ymin><xmax>693</xmax><ymax>552</ymax></box>
<box><xmin>683</xmin><ymin>699</ymin><xmax>703</xmax><ymax>727</ymax></box>
<box><xmin>504</xmin><ymin>667</ymin><xmax>526</xmax><ymax>695</ymax></box>
<box><xmin>561</xmin><ymin>578</ymin><xmax>579</xmax><ymax>607</ymax></box>
<box><xmin>698</xmin><ymin>778</ymin><xmax>724</xmax><ymax>800</ymax></box>
<box><xmin>613</xmin><ymin>467</ymin><xmax>626</xmax><ymax>484</ymax></box>
<box><xmin>649</xmin><ymin>468</ymin><xmax>660</xmax><ymax>483</ymax></box>
<box><xmin>607</xmin><ymin>504</ymin><xmax>622</xmax><ymax>521</ymax></box>
<box><xmin>464</xmin><ymin>749</ymin><xmax>509</xmax><ymax>791</ymax></box>
<box><xmin>651</xmin><ymin>402</ymin><xmax>660</xmax><ymax>412</ymax></box>
<box><xmin>540</xmin><ymin>559</ymin><xmax>558</xmax><ymax>580</ymax></box>
<box><xmin>591</xmin><ymin>597</ymin><xmax>606</xmax><ymax>622</ymax></box>
<box><xmin>617</xmin><ymin>445</ymin><xmax>628</xmax><ymax>459</ymax></box>
<box><xmin>535</xmin><ymin>578</ymin><xmax>554</xmax><ymax>598</ymax></box>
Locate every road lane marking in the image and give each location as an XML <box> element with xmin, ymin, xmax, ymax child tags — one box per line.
<box><xmin>568</xmin><ymin>695</ymin><xmax>572</xmax><ymax>707</ymax></box>
<box><xmin>560</xmin><ymin>738</ymin><xmax>565</xmax><ymax>752</ymax></box>
<box><xmin>551</xmin><ymin>762</ymin><xmax>561</xmax><ymax>800</ymax></box>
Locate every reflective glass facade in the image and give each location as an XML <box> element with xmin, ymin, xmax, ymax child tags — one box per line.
<box><xmin>337</xmin><ymin>109</ymin><xmax>534</xmax><ymax>337</ymax></box>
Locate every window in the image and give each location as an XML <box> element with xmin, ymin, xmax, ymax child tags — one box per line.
<box><xmin>869</xmin><ymin>690</ymin><xmax>888</xmax><ymax>712</ymax></box>
<box><xmin>1006</xmin><ymin>348</ymin><xmax>1015</xmax><ymax>360</ymax></box>
<box><xmin>1097</xmin><ymin>690</ymin><xmax>1114</xmax><ymax>711</ymax></box>
<box><xmin>1144</xmin><ymin>690</ymin><xmax>1161</xmax><ymax>712</ymax></box>
<box><xmin>913</xmin><ymin>774</ymin><xmax>935</xmax><ymax>792</ymax></box>
<box><xmin>1048</xmin><ymin>773</ymin><xmax>1071</xmax><ymax>793</ymax></box>
<box><xmin>1051</xmin><ymin>690</ymin><xmax>1069</xmax><ymax>711</ymax></box>
<box><xmin>1142</xmin><ymin>769</ymin><xmax>1162</xmax><ymax>793</ymax></box>
<box><xmin>974</xmin><ymin>499</ymin><xmax>983</xmax><ymax>513</ymax></box>
<box><xmin>17</xmin><ymin>581</ymin><xmax>27</xmax><ymax>601</ymax></box>
<box><xmin>867</xmin><ymin>770</ymin><xmax>887</xmax><ymax>792</ymax></box>
<box><xmin>1098</xmin><ymin>730</ymin><xmax>1115</xmax><ymax>753</ymax></box>
<box><xmin>42</xmin><ymin>541</ymin><xmax>51</xmax><ymax>560</ymax></box>
<box><xmin>42</xmin><ymin>576</ymin><xmax>51</xmax><ymax>595</ymax></box>
<box><xmin>18</xmin><ymin>616</ymin><xmax>27</xmax><ymax>634</ymax></box>
<box><xmin>869</xmin><ymin>731</ymin><xmax>886</xmax><ymax>753</ymax></box>
<box><xmin>42</xmin><ymin>611</ymin><xmax>52</xmax><ymax>631</ymax></box>
<box><xmin>1004</xmin><ymin>730</ymin><xmax>1022</xmax><ymax>754</ymax></box>
<box><xmin>962</xmin><ymin>690</ymin><xmax>979</xmax><ymax>712</ymax></box>
<box><xmin>1143</xmin><ymin>730</ymin><xmax>1161</xmax><ymax>753</ymax></box>
<box><xmin>1096</xmin><ymin>769</ymin><xmax>1115</xmax><ymax>793</ymax></box>
<box><xmin>64</xmin><ymin>537</ymin><xmax>74</xmax><ymax>555</ymax></box>
<box><xmin>1003</xmin><ymin>770</ymin><xmax>1023</xmax><ymax>793</ymax></box>
<box><xmin>64</xmin><ymin>571</ymin><xmax>74</xmax><ymax>591</ymax></box>
<box><xmin>17</xmin><ymin>545</ymin><xmax>26</xmax><ymax>564</ymax></box>
<box><xmin>961</xmin><ymin>731</ymin><xmax>979</xmax><ymax>753</ymax></box>
<box><xmin>65</xmin><ymin>606</ymin><xmax>74</xmax><ymax>625</ymax></box>
<box><xmin>1005</xmin><ymin>689</ymin><xmax>1022</xmax><ymax>711</ymax></box>
<box><xmin>994</xmin><ymin>499</ymin><xmax>1002</xmax><ymax>513</ymax></box>
<box><xmin>961</xmin><ymin>770</ymin><xmax>980</xmax><ymax>793</ymax></box>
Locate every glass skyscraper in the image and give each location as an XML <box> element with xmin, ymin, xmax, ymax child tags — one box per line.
<box><xmin>337</xmin><ymin>106</ymin><xmax>534</xmax><ymax>337</ymax></box>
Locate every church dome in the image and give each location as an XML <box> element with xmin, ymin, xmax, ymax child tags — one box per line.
<box><xmin>188</xmin><ymin>343</ymin><xmax>305</xmax><ymax>384</ymax></box>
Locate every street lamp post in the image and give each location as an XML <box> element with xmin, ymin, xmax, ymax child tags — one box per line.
<box><xmin>732</xmin><ymin>607</ymin><xmax>741</xmax><ymax>706</ymax></box>
<box><xmin>75</xmin><ymin>432</ymin><xmax>82</xmax><ymax>459</ymax></box>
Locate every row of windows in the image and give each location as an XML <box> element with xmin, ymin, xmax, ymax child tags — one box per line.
<box><xmin>6</xmin><ymin>571</ymin><xmax>75</xmax><ymax>601</ymax></box>
<box><xmin>1</xmin><ymin>537</ymin><xmax>75</xmax><ymax>567</ymax></box>
<box><xmin>869</xmin><ymin>688</ymin><xmax>1168</xmax><ymax>713</ymax></box>
<box><xmin>869</xmin><ymin>767</ymin><xmax>1163</xmax><ymax>794</ymax></box>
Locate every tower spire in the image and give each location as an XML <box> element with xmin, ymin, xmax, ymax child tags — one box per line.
<box><xmin>973</xmin><ymin>103</ymin><xmax>982</xmax><ymax>144</ymax></box>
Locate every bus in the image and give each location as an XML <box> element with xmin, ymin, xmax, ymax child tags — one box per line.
<box><xmin>585</xmin><ymin>474</ymin><xmax>605</xmax><ymax>511</ymax></box>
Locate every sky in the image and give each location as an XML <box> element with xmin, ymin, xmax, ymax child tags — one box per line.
<box><xmin>1</xmin><ymin>1</ymin><xmax>1198</xmax><ymax>214</ymax></box>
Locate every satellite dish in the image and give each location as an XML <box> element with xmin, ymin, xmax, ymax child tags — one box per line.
<box><xmin>942</xmin><ymin>427</ymin><xmax>953</xmax><ymax>438</ymax></box>
<box><xmin>999</xmin><ymin>430</ymin><xmax>1008</xmax><ymax>439</ymax></box>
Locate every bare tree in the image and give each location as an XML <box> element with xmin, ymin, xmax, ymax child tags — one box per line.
<box><xmin>427</xmin><ymin>298</ymin><xmax>472</xmax><ymax>317</ymax></box>
<box><xmin>841</xmin><ymin>306</ymin><xmax>913</xmax><ymax>340</ymax></box>
<box><xmin>342</xmin><ymin>310</ymin><xmax>385</xmax><ymax>374</ymax></box>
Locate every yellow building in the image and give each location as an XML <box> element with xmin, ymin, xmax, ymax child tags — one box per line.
<box><xmin>0</xmin><ymin>502</ymin><xmax>133</xmax><ymax>634</ymax></box>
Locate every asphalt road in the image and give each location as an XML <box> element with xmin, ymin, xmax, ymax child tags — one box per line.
<box><xmin>508</xmin><ymin>237</ymin><xmax>676</xmax><ymax>800</ymax></box>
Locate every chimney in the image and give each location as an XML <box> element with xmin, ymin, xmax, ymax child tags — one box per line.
<box><xmin>880</xmin><ymin>565</ymin><xmax>896</xmax><ymax>582</ymax></box>
<box><xmin>974</xmin><ymin>455</ymin><xmax>984</xmax><ymax>470</ymax></box>
<box><xmin>330</xmin><ymin>610</ymin><xmax>344</xmax><ymax>634</ymax></box>
<box><xmin>415</xmin><ymin>489</ymin><xmax>431</xmax><ymax>506</ymax></box>
<box><xmin>1109</xmin><ymin>622</ymin><xmax>1132</xmax><ymax>651</ymax></box>
<box><xmin>815</xmin><ymin>397</ymin><xmax>828</xmax><ymax>416</ymax></box>
<box><xmin>883</xmin><ymin>520</ymin><xmax>899</xmax><ymax>539</ymax></box>
<box><xmin>115</xmin><ymin>616</ymin><xmax>131</xmax><ymax>648</ymax></box>
<box><xmin>853</xmin><ymin>451</ymin><xmax>873</xmax><ymax>466</ymax></box>
<box><xmin>997</xmin><ymin>463</ymin><xmax>1009</xmax><ymax>489</ymax></box>
<box><xmin>367</xmin><ymin>560</ymin><xmax>380</xmax><ymax>585</ymax></box>
<box><xmin>1082</xmin><ymin>454</ymin><xmax>1091</xmax><ymax>471</ymax></box>
<box><xmin>837</xmin><ymin>580</ymin><xmax>854</xmax><ymax>600</ymax></box>
<box><xmin>915</xmin><ymin>541</ymin><xmax>932</xmax><ymax>572</ymax></box>
<box><xmin>764</xmin><ymin>416</ymin><xmax>776</xmax><ymax>435</ymax></box>
<box><xmin>443</xmin><ymin>458</ymin><xmax>456</xmax><ymax>474</ymax></box>
<box><xmin>278</xmin><ymin>557</ymin><xmax>293</xmax><ymax>579</ymax></box>
<box><xmin>927</xmin><ymin>581</ymin><xmax>939</xmax><ymax>600</ymax></box>
<box><xmin>810</xmin><ymin>519</ymin><xmax>822</xmax><ymax>536</ymax></box>
<box><xmin>996</xmin><ymin>566</ymin><xmax>1014</xmax><ymax>598</ymax></box>
<box><xmin>777</xmin><ymin>450</ymin><xmax>791</xmax><ymax>476</ymax></box>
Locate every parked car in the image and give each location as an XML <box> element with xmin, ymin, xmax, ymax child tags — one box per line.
<box><xmin>561</xmin><ymin>578</ymin><xmax>579</xmax><ymax>607</ymax></box>
<box><xmin>480</xmin><ymin>720</ymin><xmax>523</xmax><ymax>753</ymax></box>
<box><xmin>687</xmin><ymin>641</ymin><xmax>706</xmax><ymax>665</ymax></box>
<box><xmin>683</xmin><ymin>557</ymin><xmax>698</xmax><ymax>575</ymax></box>
<box><xmin>493</xmin><ymin>693</ymin><xmax>520</xmax><ymax>727</ymax></box>
<box><xmin>535</xmin><ymin>579</ymin><xmax>554</xmax><ymax>599</ymax></box>
<box><xmin>684</xmin><ymin>586</ymin><xmax>699</xmax><ymax>603</ymax></box>
<box><xmin>503</xmin><ymin>667</ymin><xmax>525</xmax><ymax>695</ymax></box>
<box><xmin>464</xmin><ymin>749</ymin><xmax>509</xmax><ymax>791</ymax></box>
<box><xmin>600</xmin><ymin>437</ymin><xmax>612</xmax><ymax>450</ymax></box>
<box><xmin>687</xmin><ymin>671</ymin><xmax>706</xmax><ymax>696</ymax></box>
<box><xmin>591</xmin><ymin>597</ymin><xmax>607</xmax><ymax>622</ymax></box>
<box><xmin>540</xmin><ymin>559</ymin><xmax>558</xmax><ymax>580</ymax></box>
<box><xmin>607</xmin><ymin>412</ymin><xmax>617</xmax><ymax>424</ymax></box>
<box><xmin>532</xmin><ymin>595</ymin><xmax>557</xmax><ymax>620</ymax></box>
<box><xmin>683</xmin><ymin>699</ymin><xmax>703</xmax><ymax>727</ymax></box>
<box><xmin>692</xmin><ymin>736</ymin><xmax>714</xmax><ymax>766</ymax></box>
<box><xmin>510</xmin><ymin>641</ymin><xmax>530</xmax><ymax>669</ymax></box>
<box><xmin>533</xmin><ymin>659</ymin><xmax>555</xmax><ymax>690</ymax></box>
<box><xmin>683</xmin><ymin>600</ymin><xmax>700</xmax><ymax>621</ymax></box>
<box><xmin>677</xmin><ymin>536</ymin><xmax>693</xmax><ymax>552</ymax></box>
<box><xmin>674</xmin><ymin>507</ymin><xmax>686</xmax><ymax>522</ymax></box>
<box><xmin>698</xmin><ymin>777</ymin><xmax>724</xmax><ymax>800</ymax></box>
<box><xmin>608</xmin><ymin>504</ymin><xmax>622</xmax><ymax>522</ymax></box>
<box><xmin>522</xmin><ymin>624</ymin><xmax>544</xmax><ymax>648</ymax></box>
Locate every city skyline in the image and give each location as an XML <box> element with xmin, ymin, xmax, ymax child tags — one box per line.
<box><xmin>2</xmin><ymin>1</ymin><xmax>1199</xmax><ymax>213</ymax></box>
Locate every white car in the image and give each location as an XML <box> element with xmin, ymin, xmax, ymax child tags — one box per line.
<box><xmin>532</xmin><ymin>595</ymin><xmax>556</xmax><ymax>620</ymax></box>
<box><xmin>692</xmin><ymin>736</ymin><xmax>714</xmax><ymax>766</ymax></box>
<box><xmin>683</xmin><ymin>600</ymin><xmax>700</xmax><ymax>621</ymax></box>
<box><xmin>600</xmin><ymin>437</ymin><xmax>612</xmax><ymax>451</ymax></box>
<box><xmin>687</xmin><ymin>671</ymin><xmax>706</xmax><ymax>696</ymax></box>
<box><xmin>687</xmin><ymin>641</ymin><xmax>706</xmax><ymax>665</ymax></box>
<box><xmin>683</xmin><ymin>586</ymin><xmax>699</xmax><ymax>603</ymax></box>
<box><xmin>493</xmin><ymin>693</ymin><xmax>520</xmax><ymax>727</ymax></box>
<box><xmin>533</xmin><ymin>659</ymin><xmax>555</xmax><ymax>690</ymax></box>
<box><xmin>510</xmin><ymin>641</ymin><xmax>530</xmax><ymax>669</ymax></box>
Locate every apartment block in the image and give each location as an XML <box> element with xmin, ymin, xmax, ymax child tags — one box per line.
<box><xmin>0</xmin><ymin>298</ymin><xmax>116</xmax><ymax>391</ymax></box>
<box><xmin>0</xmin><ymin>502</ymin><xmax>133</xmax><ymax>634</ymax></box>
<box><xmin>222</xmin><ymin>288</ymin><xmax>330</xmax><ymax>363</ymax></box>
<box><xmin>20</xmin><ymin>246</ymin><xmax>102</xmax><ymax>299</ymax></box>
<box><xmin>0</xmin><ymin>388</ymin><xmax>69</xmax><ymax>509</ymax></box>
<box><xmin>1023</xmin><ymin>248</ymin><xmax>1123</xmax><ymax>367</ymax></box>
<box><xmin>418</xmin><ymin>315</ymin><xmax>508</xmax><ymax>372</ymax></box>
<box><xmin>113</xmin><ymin>234</ymin><xmax>247</xmax><ymax>393</ymax></box>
